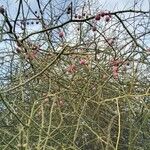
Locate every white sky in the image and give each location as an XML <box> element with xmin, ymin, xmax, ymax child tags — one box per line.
<box><xmin>0</xmin><ymin>0</ymin><xmax>149</xmax><ymax>80</ymax></box>
<box><xmin>0</xmin><ymin>0</ymin><xmax>149</xmax><ymax>40</ymax></box>
<box><xmin>0</xmin><ymin>0</ymin><xmax>149</xmax><ymax>15</ymax></box>
<box><xmin>0</xmin><ymin>0</ymin><xmax>149</xmax><ymax>46</ymax></box>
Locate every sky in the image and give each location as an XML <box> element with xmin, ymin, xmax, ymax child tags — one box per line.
<box><xmin>0</xmin><ymin>0</ymin><xmax>149</xmax><ymax>48</ymax></box>
<box><xmin>0</xmin><ymin>0</ymin><xmax>149</xmax><ymax>79</ymax></box>
<box><xmin>0</xmin><ymin>0</ymin><xmax>149</xmax><ymax>17</ymax></box>
<box><xmin>0</xmin><ymin>0</ymin><xmax>149</xmax><ymax>32</ymax></box>
<box><xmin>0</xmin><ymin>0</ymin><xmax>149</xmax><ymax>51</ymax></box>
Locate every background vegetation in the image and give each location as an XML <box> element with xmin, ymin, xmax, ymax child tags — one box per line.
<box><xmin>0</xmin><ymin>0</ymin><xmax>149</xmax><ymax>149</ymax></box>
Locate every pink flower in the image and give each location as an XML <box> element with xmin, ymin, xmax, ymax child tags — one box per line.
<box><xmin>25</xmin><ymin>51</ymin><xmax>37</xmax><ymax>60</ymax></box>
<box><xmin>59</xmin><ymin>31</ymin><xmax>64</xmax><ymax>38</ymax></box>
<box><xmin>74</xmin><ymin>14</ymin><xmax>78</xmax><ymax>18</ymax></box>
<box><xmin>16</xmin><ymin>47</ymin><xmax>21</xmax><ymax>53</ymax></box>
<box><xmin>66</xmin><ymin>64</ymin><xmax>77</xmax><ymax>73</ymax></box>
<box><xmin>122</xmin><ymin>66</ymin><xmax>127</xmax><ymax>72</ymax></box>
<box><xmin>100</xmin><ymin>11</ymin><xmax>105</xmax><ymax>17</ymax></box>
<box><xmin>112</xmin><ymin>66</ymin><xmax>119</xmax><ymax>79</ymax></box>
<box><xmin>92</xmin><ymin>26</ymin><xmax>97</xmax><ymax>32</ymax></box>
<box><xmin>110</xmin><ymin>58</ymin><xmax>123</xmax><ymax>79</ymax></box>
<box><xmin>110</xmin><ymin>59</ymin><xmax>122</xmax><ymax>66</ymax></box>
<box><xmin>113</xmin><ymin>66</ymin><xmax>118</xmax><ymax>72</ymax></box>
<box><xmin>113</xmin><ymin>71</ymin><xmax>118</xmax><ymax>79</ymax></box>
<box><xmin>105</xmin><ymin>16</ymin><xmax>110</xmax><ymax>22</ymax></box>
<box><xmin>95</xmin><ymin>14</ymin><xmax>101</xmax><ymax>21</ymax></box>
<box><xmin>107</xmin><ymin>38</ymin><xmax>115</xmax><ymax>46</ymax></box>
<box><xmin>79</xmin><ymin>59</ymin><xmax>87</xmax><ymax>65</ymax></box>
<box><xmin>99</xmin><ymin>10</ymin><xmax>110</xmax><ymax>17</ymax></box>
<box><xmin>78</xmin><ymin>15</ymin><xmax>82</xmax><ymax>19</ymax></box>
